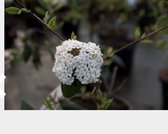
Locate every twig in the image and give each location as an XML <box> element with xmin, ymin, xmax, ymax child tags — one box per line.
<box><xmin>14</xmin><ymin>0</ymin><xmax>65</xmax><ymax>41</ymax></box>
<box><xmin>114</xmin><ymin>24</ymin><xmax>168</xmax><ymax>54</ymax></box>
<box><xmin>91</xmin><ymin>86</ymin><xmax>97</xmax><ymax>94</ymax></box>
<box><xmin>91</xmin><ymin>82</ymin><xmax>102</xmax><ymax>99</ymax></box>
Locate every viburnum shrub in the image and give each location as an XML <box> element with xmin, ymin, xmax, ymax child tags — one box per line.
<box><xmin>5</xmin><ymin>0</ymin><xmax>168</xmax><ymax>110</ymax></box>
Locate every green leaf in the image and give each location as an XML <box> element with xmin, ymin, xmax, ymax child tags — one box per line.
<box><xmin>62</xmin><ymin>80</ymin><xmax>82</xmax><ymax>97</ymax></box>
<box><xmin>47</xmin><ymin>16</ymin><xmax>56</xmax><ymax>29</ymax></box>
<box><xmin>5</xmin><ymin>7</ymin><xmax>21</xmax><ymax>15</ymax></box>
<box><xmin>59</xmin><ymin>98</ymin><xmax>86</xmax><ymax>110</ymax></box>
<box><xmin>141</xmin><ymin>39</ymin><xmax>153</xmax><ymax>45</ymax></box>
<box><xmin>97</xmin><ymin>99</ymin><xmax>113</xmax><ymax>110</ymax></box>
<box><xmin>43</xmin><ymin>11</ymin><xmax>50</xmax><ymax>23</ymax></box>
<box><xmin>156</xmin><ymin>16</ymin><xmax>168</xmax><ymax>34</ymax></box>
<box><xmin>71</xmin><ymin>32</ymin><xmax>77</xmax><ymax>40</ymax></box>
<box><xmin>140</xmin><ymin>33</ymin><xmax>146</xmax><ymax>38</ymax></box>
<box><xmin>156</xmin><ymin>16</ymin><xmax>168</xmax><ymax>28</ymax></box>
<box><xmin>134</xmin><ymin>27</ymin><xmax>141</xmax><ymax>38</ymax></box>
<box><xmin>35</xmin><ymin>7</ymin><xmax>46</xmax><ymax>16</ymax></box>
<box><xmin>105</xmin><ymin>47</ymin><xmax>113</xmax><ymax>58</ymax></box>
<box><xmin>43</xmin><ymin>96</ymin><xmax>53</xmax><ymax>110</ymax></box>
<box><xmin>53</xmin><ymin>3</ymin><xmax>63</xmax><ymax>11</ymax></box>
<box><xmin>21</xmin><ymin>8</ymin><xmax>31</xmax><ymax>13</ymax></box>
<box><xmin>21</xmin><ymin>100</ymin><xmax>35</xmax><ymax>110</ymax></box>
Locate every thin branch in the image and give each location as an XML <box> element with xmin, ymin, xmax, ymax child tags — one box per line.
<box><xmin>114</xmin><ymin>24</ymin><xmax>168</xmax><ymax>54</ymax></box>
<box><xmin>91</xmin><ymin>87</ymin><xmax>96</xmax><ymax>94</ymax></box>
<box><xmin>91</xmin><ymin>82</ymin><xmax>102</xmax><ymax>99</ymax></box>
<box><xmin>31</xmin><ymin>13</ymin><xmax>65</xmax><ymax>41</ymax></box>
<box><xmin>14</xmin><ymin>0</ymin><xmax>65</xmax><ymax>41</ymax></box>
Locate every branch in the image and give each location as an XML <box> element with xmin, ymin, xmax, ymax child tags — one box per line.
<box><xmin>114</xmin><ymin>24</ymin><xmax>168</xmax><ymax>54</ymax></box>
<box><xmin>14</xmin><ymin>0</ymin><xmax>65</xmax><ymax>41</ymax></box>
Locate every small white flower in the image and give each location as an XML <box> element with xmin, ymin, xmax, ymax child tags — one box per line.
<box><xmin>52</xmin><ymin>39</ymin><xmax>103</xmax><ymax>85</ymax></box>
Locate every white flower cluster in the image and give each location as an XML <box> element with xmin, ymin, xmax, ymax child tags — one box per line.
<box><xmin>52</xmin><ymin>39</ymin><xmax>103</xmax><ymax>85</ymax></box>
